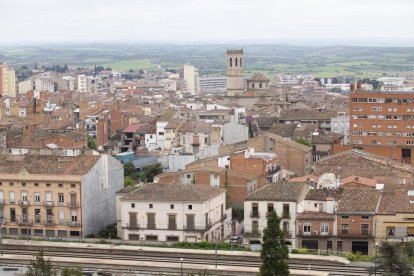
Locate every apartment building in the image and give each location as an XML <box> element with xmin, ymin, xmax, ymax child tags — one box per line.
<box><xmin>0</xmin><ymin>151</ymin><xmax>123</xmax><ymax>238</ymax></box>
<box><xmin>117</xmin><ymin>183</ymin><xmax>228</xmax><ymax>243</ymax></box>
<box><xmin>350</xmin><ymin>87</ymin><xmax>414</xmax><ymax>164</ymax></box>
<box><xmin>0</xmin><ymin>63</ymin><xmax>16</xmax><ymax>98</ymax></box>
<box><xmin>244</xmin><ymin>181</ymin><xmax>309</xmax><ymax>247</ymax></box>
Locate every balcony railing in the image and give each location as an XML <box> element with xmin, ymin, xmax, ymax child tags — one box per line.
<box><xmin>297</xmin><ymin>230</ymin><xmax>332</xmax><ymax>237</ymax></box>
<box><xmin>0</xmin><ymin>199</ymin><xmax>4</xmax><ymax>206</ymax></box>
<box><xmin>250</xmin><ymin>211</ymin><xmax>259</xmax><ymax>218</ymax></box>
<box><xmin>147</xmin><ymin>223</ymin><xmax>156</xmax><ymax>230</ymax></box>
<box><xmin>69</xmin><ymin>221</ymin><xmax>80</xmax><ymax>227</ymax></box>
<box><xmin>44</xmin><ymin>219</ymin><xmax>55</xmax><ymax>226</ymax></box>
<box><xmin>168</xmin><ymin>224</ymin><xmax>177</xmax><ymax>230</ymax></box>
<box><xmin>184</xmin><ymin>224</ymin><xmax>212</xmax><ymax>232</ymax></box>
<box><xmin>122</xmin><ymin>223</ymin><xmax>139</xmax><ymax>230</ymax></box>
<box><xmin>67</xmin><ymin>202</ymin><xmax>80</xmax><ymax>208</ymax></box>
<box><xmin>33</xmin><ymin>201</ymin><xmax>42</xmax><ymax>206</ymax></box>
<box><xmin>266</xmin><ymin>166</ymin><xmax>281</xmax><ymax>176</ymax></box>
<box><xmin>43</xmin><ymin>201</ymin><xmax>54</xmax><ymax>207</ymax></box>
<box><xmin>282</xmin><ymin>212</ymin><xmax>291</xmax><ymax>219</ymax></box>
<box><xmin>17</xmin><ymin>218</ymin><xmax>33</xmax><ymax>225</ymax></box>
<box><xmin>19</xmin><ymin>200</ymin><xmax>30</xmax><ymax>206</ymax></box>
<box><xmin>245</xmin><ymin>230</ymin><xmax>261</xmax><ymax>238</ymax></box>
<box><xmin>339</xmin><ymin>231</ymin><xmax>372</xmax><ymax>237</ymax></box>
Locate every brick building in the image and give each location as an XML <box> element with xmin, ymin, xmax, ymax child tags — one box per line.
<box><xmin>350</xmin><ymin>87</ymin><xmax>414</xmax><ymax>164</ymax></box>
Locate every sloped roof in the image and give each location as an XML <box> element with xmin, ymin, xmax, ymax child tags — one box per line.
<box><xmin>123</xmin><ymin>123</ymin><xmax>141</xmax><ymax>133</ymax></box>
<box><xmin>248</xmin><ymin>71</ymin><xmax>269</xmax><ymax>82</ymax></box>
<box><xmin>265</xmin><ymin>133</ymin><xmax>312</xmax><ymax>152</ymax></box>
<box><xmin>337</xmin><ymin>189</ymin><xmax>381</xmax><ymax>213</ymax></box>
<box><xmin>158</xmin><ymin>108</ymin><xmax>177</xmax><ymax>122</ymax></box>
<box><xmin>245</xmin><ymin>181</ymin><xmax>307</xmax><ymax>202</ymax></box>
<box><xmin>341</xmin><ymin>175</ymin><xmax>376</xmax><ymax>188</ymax></box>
<box><xmin>279</xmin><ymin>109</ymin><xmax>336</xmax><ymax>121</ymax></box>
<box><xmin>377</xmin><ymin>185</ymin><xmax>414</xmax><ymax>214</ymax></box>
<box><xmin>305</xmin><ymin>188</ymin><xmax>343</xmax><ymax>201</ymax></box>
<box><xmin>121</xmin><ymin>183</ymin><xmax>225</xmax><ymax>202</ymax></box>
<box><xmin>269</xmin><ymin>124</ymin><xmax>297</xmax><ymax>138</ymax></box>
<box><xmin>178</xmin><ymin>121</ymin><xmax>212</xmax><ymax>133</ymax></box>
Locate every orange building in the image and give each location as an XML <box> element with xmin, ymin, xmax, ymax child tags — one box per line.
<box><xmin>350</xmin><ymin>87</ymin><xmax>414</xmax><ymax>164</ymax></box>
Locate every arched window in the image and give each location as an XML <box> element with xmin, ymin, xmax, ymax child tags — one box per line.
<box><xmin>229</xmin><ymin>58</ymin><xmax>232</xmax><ymax>67</ymax></box>
<box><xmin>235</xmin><ymin>58</ymin><xmax>238</xmax><ymax>67</ymax></box>
<box><xmin>240</xmin><ymin>58</ymin><xmax>242</xmax><ymax>67</ymax></box>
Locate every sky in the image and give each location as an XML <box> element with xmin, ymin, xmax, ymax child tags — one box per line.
<box><xmin>0</xmin><ymin>0</ymin><xmax>413</xmax><ymax>46</ymax></box>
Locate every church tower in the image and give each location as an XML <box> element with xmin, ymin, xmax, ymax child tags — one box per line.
<box><xmin>226</xmin><ymin>48</ymin><xmax>244</xmax><ymax>96</ymax></box>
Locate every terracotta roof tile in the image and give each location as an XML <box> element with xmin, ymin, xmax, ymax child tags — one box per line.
<box><xmin>245</xmin><ymin>181</ymin><xmax>308</xmax><ymax>202</ymax></box>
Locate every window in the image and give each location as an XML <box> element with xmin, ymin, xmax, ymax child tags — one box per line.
<box><xmin>58</xmin><ymin>183</ymin><xmax>63</xmax><ymax>188</ymax></box>
<box><xmin>9</xmin><ymin>192</ymin><xmax>15</xmax><ymax>204</ymax></box>
<box><xmin>71</xmin><ymin>184</ymin><xmax>76</xmax><ymax>188</ymax></box>
<box><xmin>46</xmin><ymin>183</ymin><xmax>51</xmax><ymax>187</ymax></box>
<box><xmin>341</xmin><ymin>224</ymin><xmax>349</xmax><ymax>234</ymax></box>
<box><xmin>341</xmin><ymin>215</ymin><xmax>349</xmax><ymax>219</ymax></box>
<box><xmin>303</xmin><ymin>224</ymin><xmax>311</xmax><ymax>234</ymax></box>
<box><xmin>387</xmin><ymin>227</ymin><xmax>395</xmax><ymax>237</ymax></box>
<box><xmin>9</xmin><ymin>182</ymin><xmax>14</xmax><ymax>187</ymax></box>
<box><xmin>188</xmin><ymin>205</ymin><xmax>192</xmax><ymax>210</ymax></box>
<box><xmin>361</xmin><ymin>215</ymin><xmax>369</xmax><ymax>220</ymax></box>
<box><xmin>149</xmin><ymin>204</ymin><xmax>153</xmax><ymax>209</ymax></box>
<box><xmin>187</xmin><ymin>174</ymin><xmax>191</xmax><ymax>179</ymax></box>
<box><xmin>34</xmin><ymin>183</ymin><xmax>38</xmax><ymax>187</ymax></box>
<box><xmin>170</xmin><ymin>204</ymin><xmax>174</xmax><ymax>209</ymax></box>
<box><xmin>131</xmin><ymin>203</ymin><xmax>135</xmax><ymax>208</ymax></box>
<box><xmin>22</xmin><ymin>183</ymin><xmax>26</xmax><ymax>187</ymax></box>
<box><xmin>361</xmin><ymin>224</ymin><xmax>369</xmax><ymax>235</ymax></box>
<box><xmin>58</xmin><ymin>193</ymin><xmax>64</xmax><ymax>204</ymax></box>
<box><xmin>320</xmin><ymin>224</ymin><xmax>329</xmax><ymax>235</ymax></box>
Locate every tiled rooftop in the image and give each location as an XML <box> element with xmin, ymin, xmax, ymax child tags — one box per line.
<box><xmin>245</xmin><ymin>181</ymin><xmax>307</xmax><ymax>202</ymax></box>
<box><xmin>337</xmin><ymin>188</ymin><xmax>381</xmax><ymax>213</ymax></box>
<box><xmin>121</xmin><ymin>183</ymin><xmax>225</xmax><ymax>202</ymax></box>
<box><xmin>0</xmin><ymin>154</ymin><xmax>100</xmax><ymax>175</ymax></box>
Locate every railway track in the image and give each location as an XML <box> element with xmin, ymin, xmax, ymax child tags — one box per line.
<box><xmin>1</xmin><ymin>247</ymin><xmax>371</xmax><ymax>275</ymax></box>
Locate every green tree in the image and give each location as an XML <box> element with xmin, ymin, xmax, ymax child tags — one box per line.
<box><xmin>140</xmin><ymin>163</ymin><xmax>163</xmax><ymax>182</ymax></box>
<box><xmin>61</xmin><ymin>266</ymin><xmax>83</xmax><ymax>276</ymax></box>
<box><xmin>294</xmin><ymin>137</ymin><xmax>311</xmax><ymax>147</ymax></box>
<box><xmin>123</xmin><ymin>161</ymin><xmax>136</xmax><ymax>177</ymax></box>
<box><xmin>25</xmin><ymin>250</ymin><xmax>57</xmax><ymax>276</ymax></box>
<box><xmin>370</xmin><ymin>242</ymin><xmax>411</xmax><ymax>276</ymax></box>
<box><xmin>87</xmin><ymin>136</ymin><xmax>96</xmax><ymax>150</ymax></box>
<box><xmin>260</xmin><ymin>211</ymin><xmax>290</xmax><ymax>276</ymax></box>
<box><xmin>124</xmin><ymin>176</ymin><xmax>134</xmax><ymax>187</ymax></box>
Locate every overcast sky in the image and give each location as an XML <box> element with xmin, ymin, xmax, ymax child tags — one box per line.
<box><xmin>0</xmin><ymin>0</ymin><xmax>413</xmax><ymax>45</ymax></box>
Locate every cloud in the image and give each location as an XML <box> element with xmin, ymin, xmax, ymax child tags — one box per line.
<box><xmin>0</xmin><ymin>0</ymin><xmax>413</xmax><ymax>45</ymax></box>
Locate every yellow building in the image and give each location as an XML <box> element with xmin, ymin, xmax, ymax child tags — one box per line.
<box><xmin>0</xmin><ymin>63</ymin><xmax>16</xmax><ymax>98</ymax></box>
<box><xmin>375</xmin><ymin>183</ymin><xmax>414</xmax><ymax>243</ymax></box>
<box><xmin>0</xmin><ymin>150</ymin><xmax>124</xmax><ymax>238</ymax></box>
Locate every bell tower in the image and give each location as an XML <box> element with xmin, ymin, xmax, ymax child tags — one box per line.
<box><xmin>226</xmin><ymin>48</ymin><xmax>244</xmax><ymax>96</ymax></box>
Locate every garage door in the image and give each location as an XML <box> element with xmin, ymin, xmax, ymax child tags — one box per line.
<box><xmin>352</xmin><ymin>241</ymin><xmax>368</xmax><ymax>255</ymax></box>
<box><xmin>185</xmin><ymin>236</ymin><xmax>197</xmax><ymax>242</ymax></box>
<box><xmin>302</xmin><ymin>240</ymin><xmax>318</xmax><ymax>250</ymax></box>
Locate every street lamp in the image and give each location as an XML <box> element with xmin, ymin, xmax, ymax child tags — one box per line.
<box><xmin>374</xmin><ymin>242</ymin><xmax>380</xmax><ymax>276</ymax></box>
<box><xmin>0</xmin><ymin>218</ymin><xmax>7</xmax><ymax>256</ymax></box>
<box><xmin>180</xmin><ymin>257</ymin><xmax>183</xmax><ymax>276</ymax></box>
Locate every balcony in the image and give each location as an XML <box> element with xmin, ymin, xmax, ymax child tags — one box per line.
<box><xmin>168</xmin><ymin>224</ymin><xmax>177</xmax><ymax>230</ymax></box>
<box><xmin>282</xmin><ymin>212</ymin><xmax>291</xmax><ymax>219</ymax></box>
<box><xmin>19</xmin><ymin>200</ymin><xmax>30</xmax><ymax>206</ymax></box>
<box><xmin>266</xmin><ymin>166</ymin><xmax>281</xmax><ymax>176</ymax></box>
<box><xmin>67</xmin><ymin>202</ymin><xmax>80</xmax><ymax>208</ymax></box>
<box><xmin>44</xmin><ymin>218</ymin><xmax>55</xmax><ymax>226</ymax></box>
<box><xmin>17</xmin><ymin>217</ymin><xmax>33</xmax><ymax>226</ymax></box>
<box><xmin>297</xmin><ymin>230</ymin><xmax>332</xmax><ymax>237</ymax></box>
<box><xmin>69</xmin><ymin>222</ymin><xmax>80</xmax><ymax>227</ymax></box>
<box><xmin>32</xmin><ymin>201</ymin><xmax>42</xmax><ymax>206</ymax></box>
<box><xmin>221</xmin><ymin>213</ymin><xmax>227</xmax><ymax>221</ymax></box>
<box><xmin>283</xmin><ymin>231</ymin><xmax>292</xmax><ymax>238</ymax></box>
<box><xmin>339</xmin><ymin>230</ymin><xmax>372</xmax><ymax>238</ymax></box>
<box><xmin>122</xmin><ymin>223</ymin><xmax>139</xmax><ymax>230</ymax></box>
<box><xmin>244</xmin><ymin>230</ymin><xmax>261</xmax><ymax>238</ymax></box>
<box><xmin>250</xmin><ymin>211</ymin><xmax>260</xmax><ymax>218</ymax></box>
<box><xmin>43</xmin><ymin>201</ymin><xmax>54</xmax><ymax>207</ymax></box>
<box><xmin>184</xmin><ymin>224</ymin><xmax>212</xmax><ymax>232</ymax></box>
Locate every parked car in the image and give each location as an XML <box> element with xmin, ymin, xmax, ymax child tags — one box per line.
<box><xmin>229</xmin><ymin>236</ymin><xmax>242</xmax><ymax>243</ymax></box>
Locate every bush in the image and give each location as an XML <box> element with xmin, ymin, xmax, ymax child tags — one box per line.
<box><xmin>297</xmin><ymin>248</ymin><xmax>308</xmax><ymax>254</ymax></box>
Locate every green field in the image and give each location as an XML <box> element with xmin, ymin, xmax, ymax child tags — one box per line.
<box><xmin>1</xmin><ymin>44</ymin><xmax>414</xmax><ymax>78</ymax></box>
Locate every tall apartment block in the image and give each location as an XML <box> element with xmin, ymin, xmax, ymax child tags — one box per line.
<box><xmin>350</xmin><ymin>84</ymin><xmax>414</xmax><ymax>164</ymax></box>
<box><xmin>226</xmin><ymin>49</ymin><xmax>244</xmax><ymax>96</ymax></box>
<box><xmin>0</xmin><ymin>151</ymin><xmax>123</xmax><ymax>238</ymax></box>
<box><xmin>0</xmin><ymin>63</ymin><xmax>16</xmax><ymax>98</ymax></box>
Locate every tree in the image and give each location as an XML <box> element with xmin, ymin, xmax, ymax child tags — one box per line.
<box><xmin>371</xmin><ymin>242</ymin><xmax>411</xmax><ymax>276</ymax></box>
<box><xmin>123</xmin><ymin>161</ymin><xmax>136</xmax><ymax>177</ymax></box>
<box><xmin>140</xmin><ymin>163</ymin><xmax>163</xmax><ymax>182</ymax></box>
<box><xmin>260</xmin><ymin>211</ymin><xmax>289</xmax><ymax>276</ymax></box>
<box><xmin>87</xmin><ymin>136</ymin><xmax>96</xmax><ymax>150</ymax></box>
<box><xmin>294</xmin><ymin>137</ymin><xmax>311</xmax><ymax>147</ymax></box>
<box><xmin>124</xmin><ymin>176</ymin><xmax>134</xmax><ymax>187</ymax></box>
<box><xmin>61</xmin><ymin>266</ymin><xmax>83</xmax><ymax>276</ymax></box>
<box><xmin>25</xmin><ymin>250</ymin><xmax>57</xmax><ymax>276</ymax></box>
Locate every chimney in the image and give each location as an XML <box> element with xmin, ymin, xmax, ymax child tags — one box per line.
<box><xmin>350</xmin><ymin>83</ymin><xmax>356</xmax><ymax>93</ymax></box>
<box><xmin>356</xmin><ymin>83</ymin><xmax>362</xmax><ymax>89</ymax></box>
